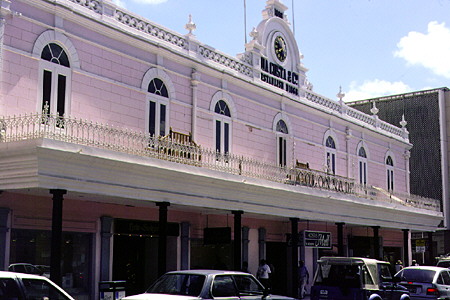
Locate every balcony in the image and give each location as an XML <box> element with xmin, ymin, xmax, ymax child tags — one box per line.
<box><xmin>0</xmin><ymin>112</ymin><xmax>440</xmax><ymax>213</ymax></box>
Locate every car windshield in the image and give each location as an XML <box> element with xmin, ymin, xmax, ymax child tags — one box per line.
<box><xmin>314</xmin><ymin>264</ymin><xmax>365</xmax><ymax>288</ymax></box>
<box><xmin>398</xmin><ymin>269</ymin><xmax>435</xmax><ymax>283</ymax></box>
<box><xmin>146</xmin><ymin>274</ymin><xmax>205</xmax><ymax>296</ymax></box>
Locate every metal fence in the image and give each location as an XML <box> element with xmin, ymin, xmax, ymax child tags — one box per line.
<box><xmin>0</xmin><ymin>112</ymin><xmax>440</xmax><ymax>212</ymax></box>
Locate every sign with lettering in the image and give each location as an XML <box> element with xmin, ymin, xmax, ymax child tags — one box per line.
<box><xmin>303</xmin><ymin>230</ymin><xmax>332</xmax><ymax>249</ymax></box>
<box><xmin>260</xmin><ymin>57</ymin><xmax>299</xmax><ymax>96</ymax></box>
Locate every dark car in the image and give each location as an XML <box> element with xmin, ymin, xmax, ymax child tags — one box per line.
<box><xmin>311</xmin><ymin>257</ymin><xmax>409</xmax><ymax>300</ymax></box>
<box><xmin>122</xmin><ymin>269</ymin><xmax>296</xmax><ymax>300</ymax></box>
<box><xmin>395</xmin><ymin>266</ymin><xmax>450</xmax><ymax>300</ymax></box>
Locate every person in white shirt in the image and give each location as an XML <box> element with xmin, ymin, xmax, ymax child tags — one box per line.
<box><xmin>256</xmin><ymin>259</ymin><xmax>271</xmax><ymax>288</ymax></box>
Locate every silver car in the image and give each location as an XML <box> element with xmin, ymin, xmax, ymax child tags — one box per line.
<box><xmin>395</xmin><ymin>266</ymin><xmax>450</xmax><ymax>300</ymax></box>
<box><xmin>122</xmin><ymin>269</ymin><xmax>296</xmax><ymax>300</ymax></box>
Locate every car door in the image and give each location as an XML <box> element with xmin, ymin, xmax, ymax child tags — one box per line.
<box><xmin>211</xmin><ymin>275</ymin><xmax>240</xmax><ymax>300</ymax></box>
<box><xmin>233</xmin><ymin>274</ymin><xmax>266</xmax><ymax>300</ymax></box>
<box><xmin>439</xmin><ymin>270</ymin><xmax>450</xmax><ymax>298</ymax></box>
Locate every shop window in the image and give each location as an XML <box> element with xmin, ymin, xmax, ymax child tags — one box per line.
<box><xmin>10</xmin><ymin>229</ymin><xmax>92</xmax><ymax>298</ymax></box>
<box><xmin>148</xmin><ymin>78</ymin><xmax>169</xmax><ymax>137</ymax></box>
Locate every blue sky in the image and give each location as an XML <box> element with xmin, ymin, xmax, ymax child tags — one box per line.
<box><xmin>111</xmin><ymin>0</ymin><xmax>450</xmax><ymax>102</ymax></box>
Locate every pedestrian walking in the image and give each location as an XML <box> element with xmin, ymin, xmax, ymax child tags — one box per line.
<box><xmin>256</xmin><ymin>259</ymin><xmax>271</xmax><ymax>288</ymax></box>
<box><xmin>298</xmin><ymin>260</ymin><xmax>309</xmax><ymax>299</ymax></box>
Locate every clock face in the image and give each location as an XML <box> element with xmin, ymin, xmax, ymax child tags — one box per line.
<box><xmin>274</xmin><ymin>35</ymin><xmax>287</xmax><ymax>62</ymax></box>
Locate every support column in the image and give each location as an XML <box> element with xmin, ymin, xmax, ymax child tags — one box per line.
<box><xmin>242</xmin><ymin>226</ymin><xmax>249</xmax><ymax>267</ymax></box>
<box><xmin>403</xmin><ymin>229</ymin><xmax>410</xmax><ymax>267</ymax></box>
<box><xmin>50</xmin><ymin>189</ymin><xmax>66</xmax><ymax>286</ymax></box>
<box><xmin>258</xmin><ymin>228</ymin><xmax>266</xmax><ymax>262</ymax></box>
<box><xmin>100</xmin><ymin>216</ymin><xmax>113</xmax><ymax>281</ymax></box>
<box><xmin>372</xmin><ymin>226</ymin><xmax>380</xmax><ymax>260</ymax></box>
<box><xmin>157</xmin><ymin>202</ymin><xmax>170</xmax><ymax>277</ymax></box>
<box><xmin>180</xmin><ymin>222</ymin><xmax>190</xmax><ymax>270</ymax></box>
<box><xmin>427</xmin><ymin>232</ymin><xmax>434</xmax><ymax>265</ymax></box>
<box><xmin>233</xmin><ymin>210</ymin><xmax>243</xmax><ymax>271</ymax></box>
<box><xmin>290</xmin><ymin>218</ymin><xmax>299</xmax><ymax>298</ymax></box>
<box><xmin>0</xmin><ymin>207</ymin><xmax>10</xmax><ymax>271</ymax></box>
<box><xmin>336</xmin><ymin>223</ymin><xmax>345</xmax><ymax>256</ymax></box>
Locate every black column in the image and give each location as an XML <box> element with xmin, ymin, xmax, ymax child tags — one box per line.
<box><xmin>180</xmin><ymin>222</ymin><xmax>190</xmax><ymax>270</ymax></box>
<box><xmin>242</xmin><ymin>226</ymin><xmax>249</xmax><ymax>266</ymax></box>
<box><xmin>427</xmin><ymin>232</ymin><xmax>434</xmax><ymax>265</ymax></box>
<box><xmin>50</xmin><ymin>189</ymin><xmax>66</xmax><ymax>286</ymax></box>
<box><xmin>157</xmin><ymin>202</ymin><xmax>170</xmax><ymax>277</ymax></box>
<box><xmin>291</xmin><ymin>218</ymin><xmax>299</xmax><ymax>298</ymax></box>
<box><xmin>100</xmin><ymin>216</ymin><xmax>113</xmax><ymax>281</ymax></box>
<box><xmin>372</xmin><ymin>226</ymin><xmax>380</xmax><ymax>260</ymax></box>
<box><xmin>336</xmin><ymin>222</ymin><xmax>345</xmax><ymax>256</ymax></box>
<box><xmin>0</xmin><ymin>207</ymin><xmax>10</xmax><ymax>271</ymax></box>
<box><xmin>403</xmin><ymin>229</ymin><xmax>409</xmax><ymax>267</ymax></box>
<box><xmin>233</xmin><ymin>210</ymin><xmax>243</xmax><ymax>271</ymax></box>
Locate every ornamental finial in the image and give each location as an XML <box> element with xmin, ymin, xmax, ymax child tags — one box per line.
<box><xmin>185</xmin><ymin>14</ymin><xmax>196</xmax><ymax>36</ymax></box>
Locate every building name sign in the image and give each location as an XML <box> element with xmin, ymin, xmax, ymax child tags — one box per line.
<box><xmin>260</xmin><ymin>57</ymin><xmax>299</xmax><ymax>96</ymax></box>
<box><xmin>303</xmin><ymin>230</ymin><xmax>332</xmax><ymax>249</ymax></box>
<box><xmin>287</xmin><ymin>169</ymin><xmax>355</xmax><ymax>194</ymax></box>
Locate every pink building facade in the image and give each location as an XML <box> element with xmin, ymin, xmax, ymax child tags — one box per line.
<box><xmin>0</xmin><ymin>0</ymin><xmax>442</xmax><ymax>298</ymax></box>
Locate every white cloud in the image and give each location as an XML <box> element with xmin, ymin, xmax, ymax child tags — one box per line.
<box><xmin>111</xmin><ymin>0</ymin><xmax>126</xmax><ymax>8</ymax></box>
<box><xmin>344</xmin><ymin>79</ymin><xmax>412</xmax><ymax>102</ymax></box>
<box><xmin>394</xmin><ymin>21</ymin><xmax>450</xmax><ymax>78</ymax></box>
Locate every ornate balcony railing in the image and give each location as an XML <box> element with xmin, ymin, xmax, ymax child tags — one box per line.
<box><xmin>0</xmin><ymin>112</ymin><xmax>441</xmax><ymax>212</ymax></box>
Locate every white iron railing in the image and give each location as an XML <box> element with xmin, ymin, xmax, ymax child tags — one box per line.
<box><xmin>0</xmin><ymin>112</ymin><xmax>440</xmax><ymax>212</ymax></box>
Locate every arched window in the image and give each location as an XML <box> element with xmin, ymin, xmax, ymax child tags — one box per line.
<box><xmin>386</xmin><ymin>155</ymin><xmax>394</xmax><ymax>192</ymax></box>
<box><xmin>358</xmin><ymin>146</ymin><xmax>367</xmax><ymax>185</ymax></box>
<box><xmin>276</xmin><ymin>120</ymin><xmax>288</xmax><ymax>167</ymax></box>
<box><xmin>148</xmin><ymin>78</ymin><xmax>169</xmax><ymax>137</ymax></box>
<box><xmin>215</xmin><ymin>100</ymin><xmax>231</xmax><ymax>155</ymax></box>
<box><xmin>325</xmin><ymin>136</ymin><xmax>336</xmax><ymax>174</ymax></box>
<box><xmin>40</xmin><ymin>43</ymin><xmax>71</xmax><ymax>117</ymax></box>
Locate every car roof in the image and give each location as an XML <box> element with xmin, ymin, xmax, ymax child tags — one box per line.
<box><xmin>317</xmin><ymin>256</ymin><xmax>388</xmax><ymax>265</ymax></box>
<box><xmin>0</xmin><ymin>271</ymin><xmax>46</xmax><ymax>279</ymax></box>
<box><xmin>402</xmin><ymin>266</ymin><xmax>449</xmax><ymax>271</ymax></box>
<box><xmin>165</xmin><ymin>270</ymin><xmax>251</xmax><ymax>276</ymax></box>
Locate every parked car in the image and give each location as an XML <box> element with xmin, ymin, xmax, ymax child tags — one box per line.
<box><xmin>311</xmin><ymin>256</ymin><xmax>409</xmax><ymax>300</ymax></box>
<box><xmin>0</xmin><ymin>270</ymin><xmax>74</xmax><ymax>299</ymax></box>
<box><xmin>8</xmin><ymin>263</ymin><xmax>45</xmax><ymax>276</ymax></box>
<box><xmin>394</xmin><ymin>266</ymin><xmax>450</xmax><ymax>300</ymax></box>
<box><xmin>436</xmin><ymin>259</ymin><xmax>450</xmax><ymax>268</ymax></box>
<box><xmin>122</xmin><ymin>269</ymin><xmax>296</xmax><ymax>300</ymax></box>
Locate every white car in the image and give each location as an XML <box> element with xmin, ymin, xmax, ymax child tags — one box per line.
<box><xmin>0</xmin><ymin>271</ymin><xmax>74</xmax><ymax>299</ymax></box>
<box><xmin>122</xmin><ymin>269</ymin><xmax>296</xmax><ymax>300</ymax></box>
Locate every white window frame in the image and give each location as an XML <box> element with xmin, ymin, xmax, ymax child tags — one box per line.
<box><xmin>38</xmin><ymin>50</ymin><xmax>72</xmax><ymax>116</ymax></box>
<box><xmin>357</xmin><ymin>146</ymin><xmax>368</xmax><ymax>185</ymax></box>
<box><xmin>33</xmin><ymin>31</ymin><xmax>80</xmax><ymax>116</ymax></box>
<box><xmin>214</xmin><ymin>106</ymin><xmax>232</xmax><ymax>155</ymax></box>
<box><xmin>142</xmin><ymin>68</ymin><xmax>175</xmax><ymax>138</ymax></box>
<box><xmin>386</xmin><ymin>155</ymin><xmax>395</xmax><ymax>192</ymax></box>
<box><xmin>147</xmin><ymin>92</ymin><xmax>169</xmax><ymax>137</ymax></box>
<box><xmin>325</xmin><ymin>136</ymin><xmax>336</xmax><ymax>175</ymax></box>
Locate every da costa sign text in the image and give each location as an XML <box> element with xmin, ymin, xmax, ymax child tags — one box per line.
<box><xmin>260</xmin><ymin>57</ymin><xmax>299</xmax><ymax>96</ymax></box>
